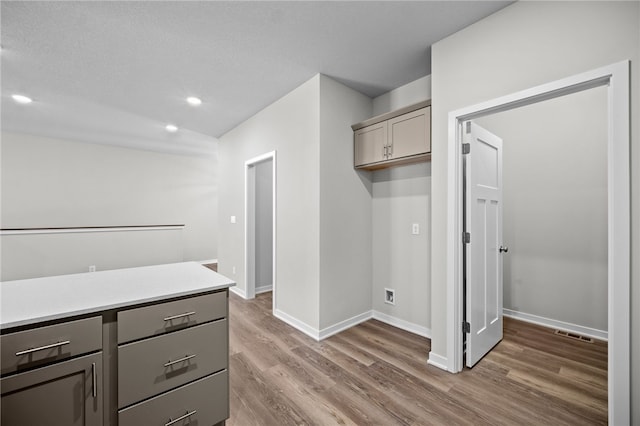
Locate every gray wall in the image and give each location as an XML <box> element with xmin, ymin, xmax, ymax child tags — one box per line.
<box><xmin>1</xmin><ymin>132</ymin><xmax>217</xmax><ymax>281</ymax></box>
<box><xmin>318</xmin><ymin>75</ymin><xmax>373</xmax><ymax>330</ymax></box>
<box><xmin>429</xmin><ymin>2</ymin><xmax>639</xmax><ymax>421</ymax></box>
<box><xmin>218</xmin><ymin>75</ymin><xmax>321</xmax><ymax>329</ymax></box>
<box><xmin>476</xmin><ymin>86</ymin><xmax>608</xmax><ymax>332</ymax></box>
<box><xmin>371</xmin><ymin>76</ymin><xmax>432</xmax><ymax>332</ymax></box>
<box><xmin>254</xmin><ymin>159</ymin><xmax>273</xmax><ymax>288</ymax></box>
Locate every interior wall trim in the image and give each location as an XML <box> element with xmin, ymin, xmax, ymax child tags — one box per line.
<box><xmin>503</xmin><ymin>308</ymin><xmax>608</xmax><ymax>341</ymax></box>
<box><xmin>0</xmin><ymin>225</ymin><xmax>185</xmax><ymax>235</ymax></box>
<box><xmin>372</xmin><ymin>311</ymin><xmax>431</xmax><ymax>339</ymax></box>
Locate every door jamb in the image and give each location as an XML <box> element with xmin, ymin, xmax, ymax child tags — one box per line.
<box><xmin>244</xmin><ymin>151</ymin><xmax>277</xmax><ymax>314</ymax></box>
<box><xmin>444</xmin><ymin>61</ymin><xmax>630</xmax><ymax>425</ymax></box>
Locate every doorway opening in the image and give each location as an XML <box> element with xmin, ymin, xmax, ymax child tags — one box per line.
<box><xmin>462</xmin><ymin>84</ymin><xmax>609</xmax><ymax>368</ymax></box>
<box><xmin>445</xmin><ymin>61</ymin><xmax>630</xmax><ymax>424</ymax></box>
<box><xmin>245</xmin><ymin>151</ymin><xmax>276</xmax><ymax>311</ymax></box>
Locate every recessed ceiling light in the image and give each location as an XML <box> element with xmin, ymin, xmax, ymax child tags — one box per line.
<box><xmin>165</xmin><ymin>124</ymin><xmax>178</xmax><ymax>133</ymax></box>
<box><xmin>186</xmin><ymin>96</ymin><xmax>202</xmax><ymax>106</ymax></box>
<box><xmin>12</xmin><ymin>94</ymin><xmax>33</xmax><ymax>104</ymax></box>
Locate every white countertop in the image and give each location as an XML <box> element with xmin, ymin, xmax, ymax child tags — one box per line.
<box><xmin>0</xmin><ymin>262</ymin><xmax>235</xmax><ymax>330</ymax></box>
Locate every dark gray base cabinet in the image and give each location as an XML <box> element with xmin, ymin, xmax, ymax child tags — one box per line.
<box><xmin>1</xmin><ymin>288</ymin><xmax>230</xmax><ymax>426</ymax></box>
<box><xmin>1</xmin><ymin>352</ymin><xmax>103</xmax><ymax>426</ymax></box>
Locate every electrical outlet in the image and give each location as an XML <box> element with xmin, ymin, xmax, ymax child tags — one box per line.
<box><xmin>89</xmin><ymin>265</ymin><xmax>96</xmax><ymax>272</ymax></box>
<box><xmin>412</xmin><ymin>223</ymin><xmax>420</xmax><ymax>235</ymax></box>
<box><xmin>384</xmin><ymin>288</ymin><xmax>395</xmax><ymax>305</ymax></box>
<box><xmin>230</xmin><ymin>216</ymin><xmax>236</xmax><ymax>224</ymax></box>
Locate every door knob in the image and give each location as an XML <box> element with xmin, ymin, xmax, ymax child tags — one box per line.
<box><xmin>499</xmin><ymin>246</ymin><xmax>509</xmax><ymax>253</ymax></box>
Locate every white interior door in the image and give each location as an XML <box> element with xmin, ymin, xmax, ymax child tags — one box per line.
<box><xmin>464</xmin><ymin>122</ymin><xmax>504</xmax><ymax>367</ymax></box>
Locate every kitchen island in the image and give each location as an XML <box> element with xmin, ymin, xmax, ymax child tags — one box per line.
<box><xmin>0</xmin><ymin>261</ymin><xmax>235</xmax><ymax>426</ymax></box>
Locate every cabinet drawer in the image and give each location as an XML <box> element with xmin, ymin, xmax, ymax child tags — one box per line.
<box><xmin>119</xmin><ymin>370</ymin><xmax>228</xmax><ymax>426</ymax></box>
<box><xmin>118</xmin><ymin>291</ymin><xmax>227</xmax><ymax>344</ymax></box>
<box><xmin>1</xmin><ymin>316</ymin><xmax>102</xmax><ymax>376</ymax></box>
<box><xmin>118</xmin><ymin>320</ymin><xmax>228</xmax><ymax>408</ymax></box>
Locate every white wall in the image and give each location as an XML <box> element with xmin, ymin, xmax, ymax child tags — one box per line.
<box><xmin>318</xmin><ymin>75</ymin><xmax>373</xmax><ymax>331</ymax></box>
<box><xmin>373</xmin><ymin>75</ymin><xmax>431</xmax><ymax>116</ymax></box>
<box><xmin>218</xmin><ymin>76</ymin><xmax>321</xmax><ymax>329</ymax></box>
<box><xmin>370</xmin><ymin>75</ymin><xmax>432</xmax><ymax>333</ymax></box>
<box><xmin>0</xmin><ymin>132</ymin><xmax>217</xmax><ymax>281</ymax></box>
<box><xmin>476</xmin><ymin>86</ymin><xmax>608</xmax><ymax>332</ymax></box>
<box><xmin>429</xmin><ymin>2</ymin><xmax>639</xmax><ymax>421</ymax></box>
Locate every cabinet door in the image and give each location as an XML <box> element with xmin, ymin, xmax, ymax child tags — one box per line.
<box><xmin>387</xmin><ymin>107</ymin><xmax>430</xmax><ymax>159</ymax></box>
<box><xmin>1</xmin><ymin>352</ymin><xmax>102</xmax><ymax>426</ymax></box>
<box><xmin>354</xmin><ymin>121</ymin><xmax>387</xmax><ymax>167</ymax></box>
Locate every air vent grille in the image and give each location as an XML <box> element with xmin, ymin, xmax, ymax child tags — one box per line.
<box><xmin>554</xmin><ymin>329</ymin><xmax>593</xmax><ymax>343</ymax></box>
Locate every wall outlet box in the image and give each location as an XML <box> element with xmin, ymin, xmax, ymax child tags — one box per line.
<box><xmin>384</xmin><ymin>288</ymin><xmax>395</xmax><ymax>305</ymax></box>
<box><xmin>230</xmin><ymin>216</ymin><xmax>236</xmax><ymax>224</ymax></box>
<box><xmin>412</xmin><ymin>223</ymin><xmax>420</xmax><ymax>235</ymax></box>
<box><xmin>89</xmin><ymin>265</ymin><xmax>96</xmax><ymax>273</ymax></box>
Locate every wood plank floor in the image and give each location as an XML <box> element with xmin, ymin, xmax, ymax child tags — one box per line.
<box><xmin>228</xmin><ymin>292</ymin><xmax>607</xmax><ymax>425</ymax></box>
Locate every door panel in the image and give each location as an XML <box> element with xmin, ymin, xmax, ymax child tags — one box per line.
<box><xmin>388</xmin><ymin>107</ymin><xmax>429</xmax><ymax>159</ymax></box>
<box><xmin>465</xmin><ymin>122</ymin><xmax>504</xmax><ymax>367</ymax></box>
<box><xmin>1</xmin><ymin>352</ymin><xmax>102</xmax><ymax>426</ymax></box>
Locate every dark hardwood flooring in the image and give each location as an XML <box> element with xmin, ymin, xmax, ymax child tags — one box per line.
<box><xmin>228</xmin><ymin>292</ymin><xmax>607</xmax><ymax>425</ymax></box>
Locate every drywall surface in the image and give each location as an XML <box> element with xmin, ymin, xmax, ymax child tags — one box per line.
<box><xmin>318</xmin><ymin>75</ymin><xmax>373</xmax><ymax>330</ymax></box>
<box><xmin>373</xmin><ymin>75</ymin><xmax>431</xmax><ymax>116</ymax></box>
<box><xmin>430</xmin><ymin>1</ymin><xmax>639</xmax><ymax>421</ymax></box>
<box><xmin>372</xmin><ymin>163</ymin><xmax>431</xmax><ymax>331</ymax></box>
<box><xmin>476</xmin><ymin>86</ymin><xmax>608</xmax><ymax>332</ymax></box>
<box><xmin>370</xmin><ymin>75</ymin><xmax>432</xmax><ymax>332</ymax></box>
<box><xmin>254</xmin><ymin>158</ymin><xmax>273</xmax><ymax>288</ymax></box>
<box><xmin>0</xmin><ymin>132</ymin><xmax>217</xmax><ymax>280</ymax></box>
<box><xmin>218</xmin><ymin>76</ymin><xmax>321</xmax><ymax>329</ymax></box>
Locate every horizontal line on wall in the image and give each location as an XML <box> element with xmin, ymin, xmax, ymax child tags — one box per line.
<box><xmin>0</xmin><ymin>225</ymin><xmax>185</xmax><ymax>236</ymax></box>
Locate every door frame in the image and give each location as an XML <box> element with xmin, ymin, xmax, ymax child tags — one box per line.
<box><xmin>444</xmin><ymin>61</ymin><xmax>630</xmax><ymax>424</ymax></box>
<box><xmin>244</xmin><ymin>151</ymin><xmax>277</xmax><ymax>313</ymax></box>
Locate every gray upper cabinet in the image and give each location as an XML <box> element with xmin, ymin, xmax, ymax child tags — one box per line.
<box><xmin>353</xmin><ymin>101</ymin><xmax>431</xmax><ymax>170</ymax></box>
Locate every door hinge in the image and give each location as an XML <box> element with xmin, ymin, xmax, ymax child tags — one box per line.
<box><xmin>462</xmin><ymin>143</ymin><xmax>470</xmax><ymax>154</ymax></box>
<box><xmin>463</xmin><ymin>321</ymin><xmax>471</xmax><ymax>333</ymax></box>
<box><xmin>465</xmin><ymin>121</ymin><xmax>471</xmax><ymax>134</ymax></box>
<box><xmin>463</xmin><ymin>232</ymin><xmax>471</xmax><ymax>244</ymax></box>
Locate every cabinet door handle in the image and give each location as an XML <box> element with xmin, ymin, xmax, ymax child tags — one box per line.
<box><xmin>165</xmin><ymin>410</ymin><xmax>197</xmax><ymax>426</ymax></box>
<box><xmin>163</xmin><ymin>311</ymin><xmax>196</xmax><ymax>322</ymax></box>
<box><xmin>91</xmin><ymin>362</ymin><xmax>97</xmax><ymax>398</ymax></box>
<box><xmin>388</xmin><ymin>143</ymin><xmax>393</xmax><ymax>157</ymax></box>
<box><xmin>383</xmin><ymin>145</ymin><xmax>387</xmax><ymax>158</ymax></box>
<box><xmin>164</xmin><ymin>354</ymin><xmax>196</xmax><ymax>368</ymax></box>
<box><xmin>15</xmin><ymin>340</ymin><xmax>71</xmax><ymax>356</ymax></box>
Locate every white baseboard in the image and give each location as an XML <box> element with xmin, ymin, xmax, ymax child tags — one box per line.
<box><xmin>229</xmin><ymin>286</ymin><xmax>246</xmax><ymax>299</ymax></box>
<box><xmin>198</xmin><ymin>259</ymin><xmax>218</xmax><ymax>265</ymax></box>
<box><xmin>427</xmin><ymin>352</ymin><xmax>448</xmax><ymax>371</ymax></box>
<box><xmin>503</xmin><ymin>308</ymin><xmax>608</xmax><ymax>341</ymax></box>
<box><xmin>255</xmin><ymin>285</ymin><xmax>273</xmax><ymax>294</ymax></box>
<box><xmin>319</xmin><ymin>310</ymin><xmax>373</xmax><ymax>340</ymax></box>
<box><xmin>273</xmin><ymin>309</ymin><xmax>320</xmax><ymax>341</ymax></box>
<box><xmin>372</xmin><ymin>311</ymin><xmax>431</xmax><ymax>338</ymax></box>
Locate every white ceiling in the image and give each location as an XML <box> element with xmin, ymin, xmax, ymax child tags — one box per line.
<box><xmin>1</xmin><ymin>1</ymin><xmax>512</xmax><ymax>156</ymax></box>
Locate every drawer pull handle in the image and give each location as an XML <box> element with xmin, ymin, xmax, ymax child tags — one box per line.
<box><xmin>164</xmin><ymin>354</ymin><xmax>196</xmax><ymax>368</ymax></box>
<box><xmin>165</xmin><ymin>410</ymin><xmax>197</xmax><ymax>426</ymax></box>
<box><xmin>163</xmin><ymin>311</ymin><xmax>196</xmax><ymax>322</ymax></box>
<box><xmin>92</xmin><ymin>362</ymin><xmax>97</xmax><ymax>398</ymax></box>
<box><xmin>15</xmin><ymin>340</ymin><xmax>71</xmax><ymax>356</ymax></box>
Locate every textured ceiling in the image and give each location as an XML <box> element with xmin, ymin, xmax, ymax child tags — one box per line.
<box><xmin>1</xmin><ymin>1</ymin><xmax>512</xmax><ymax>156</ymax></box>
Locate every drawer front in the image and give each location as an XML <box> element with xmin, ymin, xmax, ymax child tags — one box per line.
<box><xmin>118</xmin><ymin>291</ymin><xmax>227</xmax><ymax>344</ymax></box>
<box><xmin>119</xmin><ymin>370</ymin><xmax>229</xmax><ymax>426</ymax></box>
<box><xmin>1</xmin><ymin>316</ymin><xmax>102</xmax><ymax>376</ymax></box>
<box><xmin>118</xmin><ymin>320</ymin><xmax>227</xmax><ymax>408</ymax></box>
